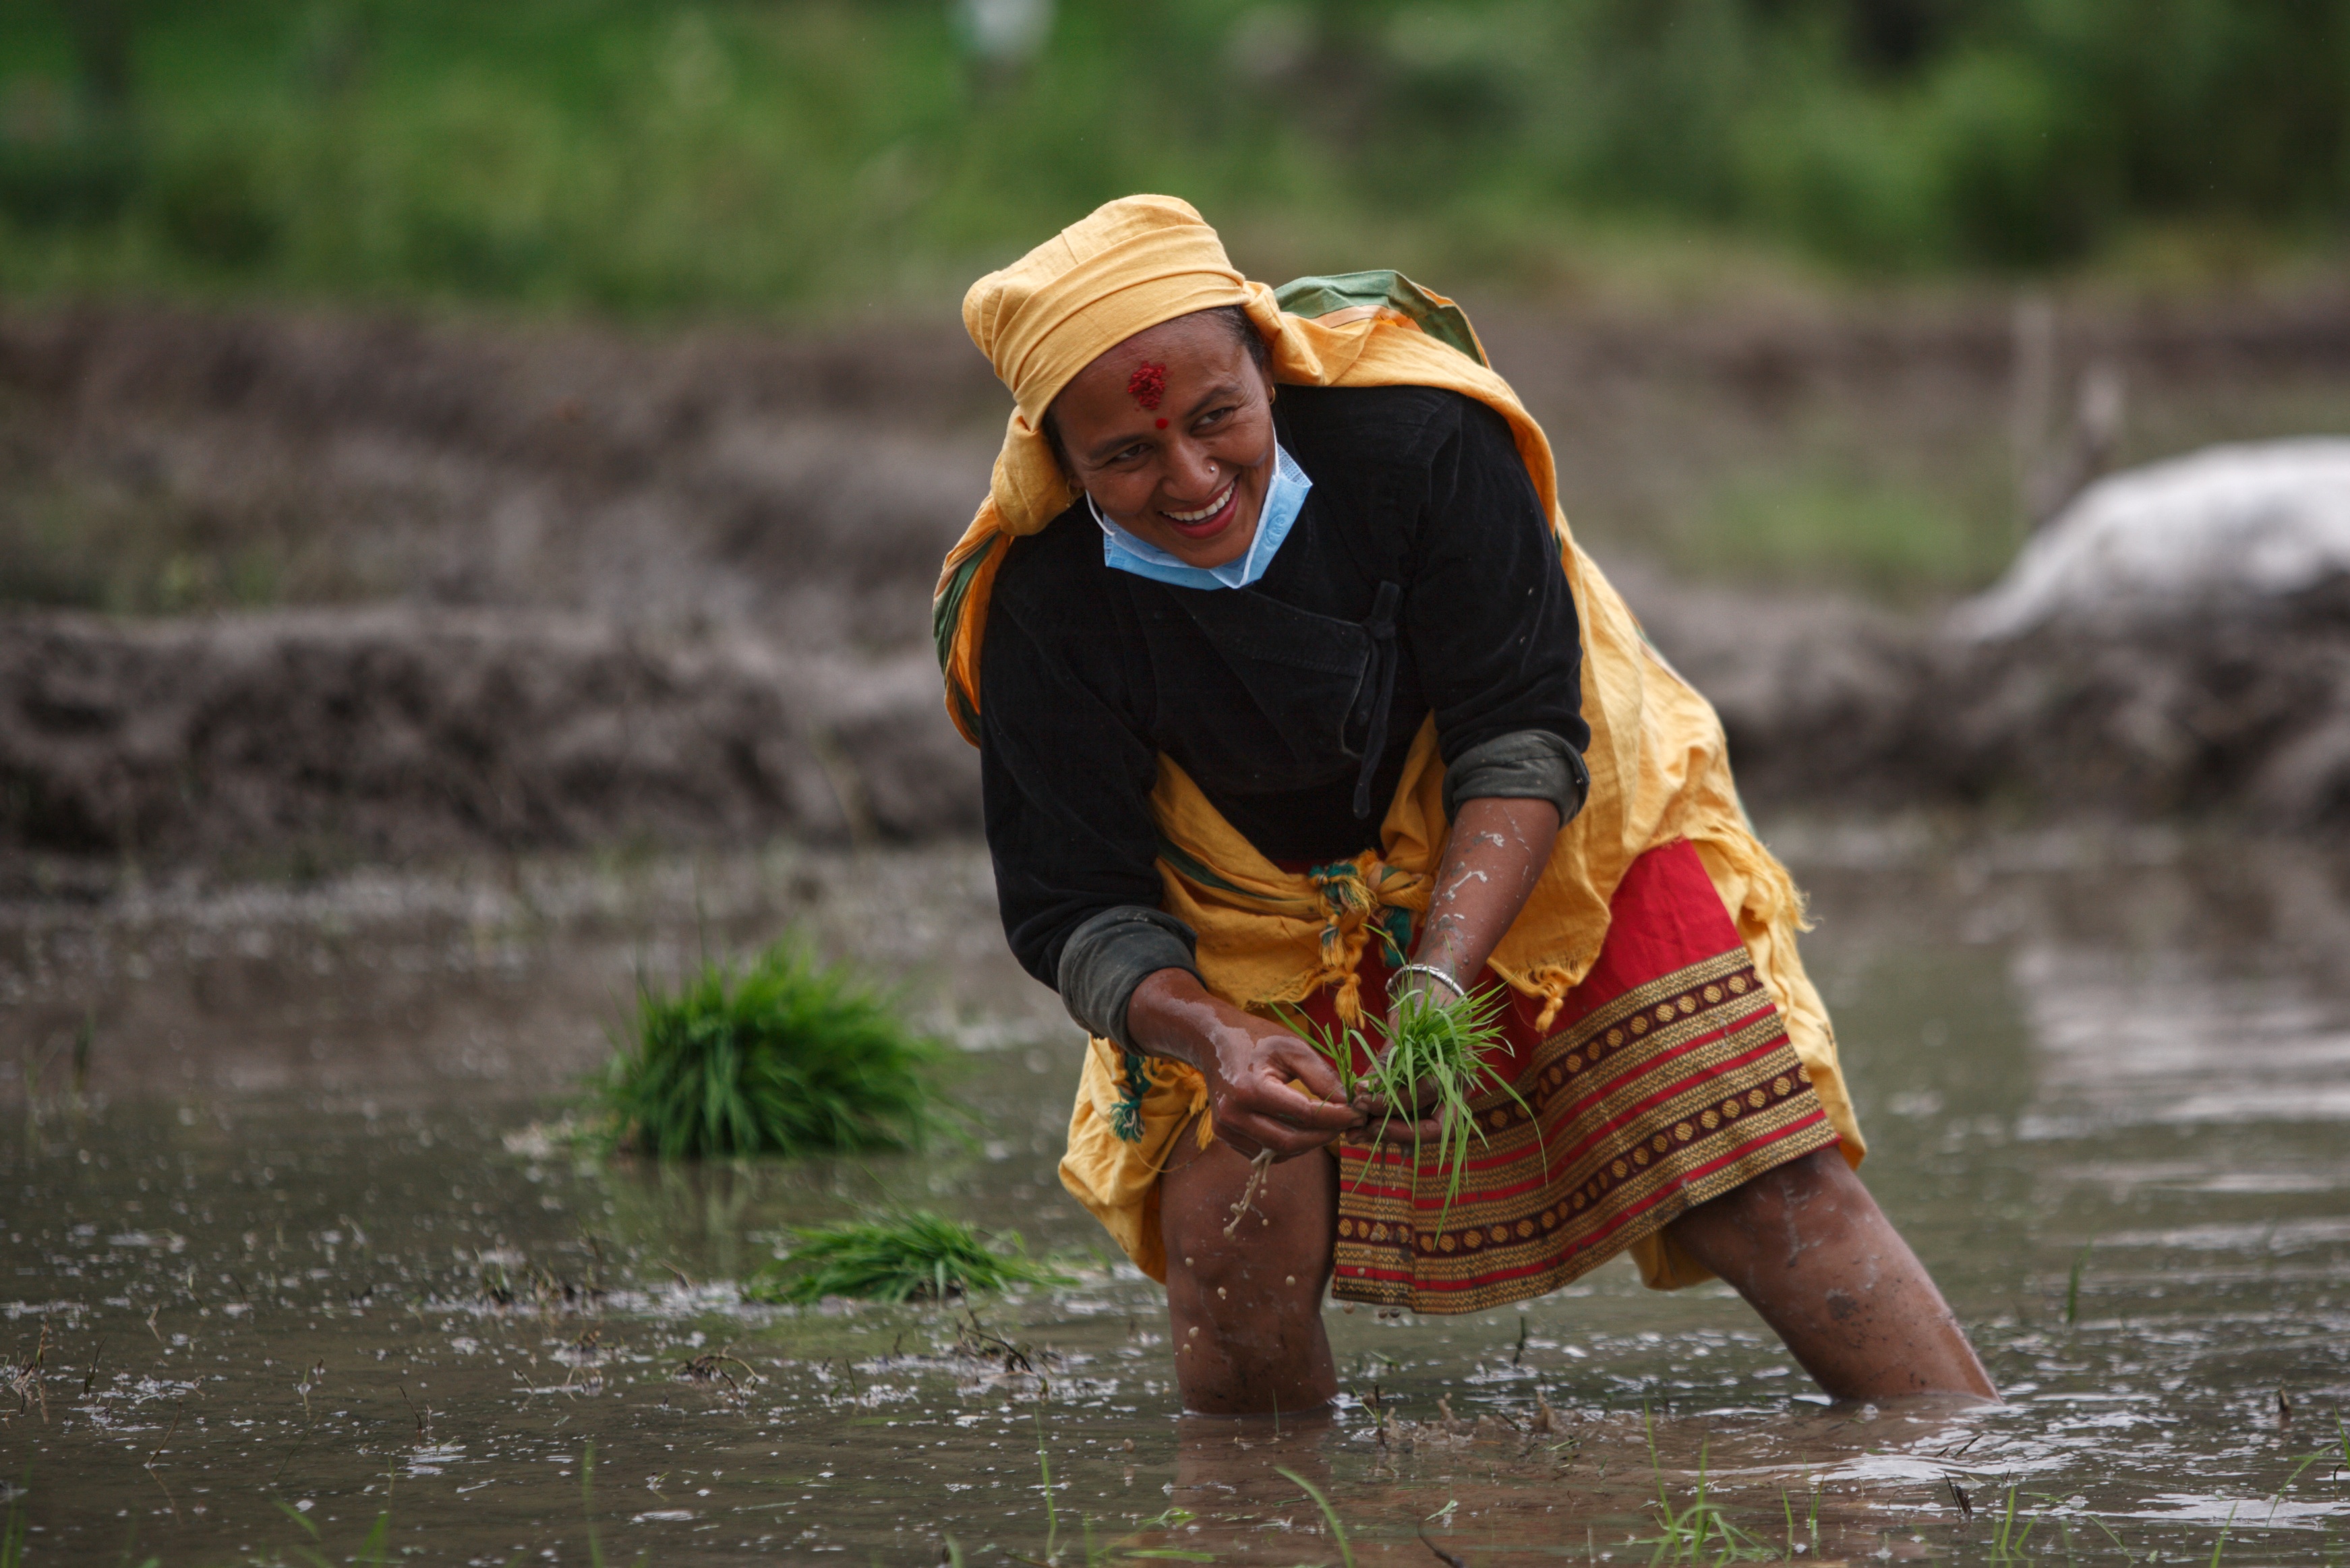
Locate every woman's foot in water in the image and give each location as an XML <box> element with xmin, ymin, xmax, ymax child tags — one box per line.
<box><xmin>1158</xmin><ymin>1128</ymin><xmax>1339</xmax><ymax>1415</ymax></box>
<box><xmin>1663</xmin><ymin>1147</ymin><xmax>1999</xmax><ymax>1402</ymax></box>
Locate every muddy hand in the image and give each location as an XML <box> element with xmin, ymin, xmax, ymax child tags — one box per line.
<box><xmin>1348</xmin><ymin>1022</ymin><xmax>1444</xmax><ymax>1148</ymax></box>
<box><xmin>1347</xmin><ymin>1081</ymin><xmax>1444</xmax><ymax>1149</ymax></box>
<box><xmin>1200</xmin><ymin>1025</ymin><xmax>1360</xmax><ymax>1161</ymax></box>
<box><xmin>1125</xmin><ymin>968</ymin><xmax>1364</xmax><ymax>1159</ymax></box>
<box><xmin>1357</xmin><ymin>973</ymin><xmax>1458</xmax><ymax>1147</ymax></box>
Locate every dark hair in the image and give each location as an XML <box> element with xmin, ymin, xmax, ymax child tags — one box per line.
<box><xmin>1039</xmin><ymin>304</ymin><xmax>1270</xmax><ymax>478</ymax></box>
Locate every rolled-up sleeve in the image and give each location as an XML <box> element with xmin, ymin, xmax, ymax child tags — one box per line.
<box><xmin>1054</xmin><ymin>905</ymin><xmax>1200</xmax><ymax>1049</ymax></box>
<box><xmin>1442</xmin><ymin>728</ymin><xmax>1589</xmax><ymax>824</ymax></box>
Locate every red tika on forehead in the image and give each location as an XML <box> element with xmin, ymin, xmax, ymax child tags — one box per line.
<box><xmin>1126</xmin><ymin>361</ymin><xmax>1168</xmax><ymax>411</ymax></box>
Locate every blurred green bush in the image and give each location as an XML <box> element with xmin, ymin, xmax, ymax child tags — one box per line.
<box><xmin>0</xmin><ymin>0</ymin><xmax>2343</xmax><ymax>313</ymax></box>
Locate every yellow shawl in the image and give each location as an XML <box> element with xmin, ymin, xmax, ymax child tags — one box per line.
<box><xmin>935</xmin><ymin>196</ymin><xmax>1860</xmax><ymax>1286</ymax></box>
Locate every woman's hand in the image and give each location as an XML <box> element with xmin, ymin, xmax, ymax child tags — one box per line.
<box><xmin>1125</xmin><ymin>969</ymin><xmax>1361</xmax><ymax>1161</ymax></box>
<box><xmin>1119</xmin><ymin>795</ymin><xmax>1561</xmax><ymax>1161</ymax></box>
<box><xmin>1355</xmin><ymin>984</ymin><xmax>1450</xmax><ymax>1148</ymax></box>
<box><xmin>1365</xmin><ymin>794</ymin><xmax>1564</xmax><ymax>1146</ymax></box>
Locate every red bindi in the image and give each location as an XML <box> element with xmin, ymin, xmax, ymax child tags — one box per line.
<box><xmin>1126</xmin><ymin>361</ymin><xmax>1167</xmax><ymax>411</ymax></box>
<box><xmin>1154</xmin><ymin>417</ymin><xmax>1168</xmax><ymax>429</ymax></box>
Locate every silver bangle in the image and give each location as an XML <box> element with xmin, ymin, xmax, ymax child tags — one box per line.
<box><xmin>1390</xmin><ymin>963</ymin><xmax>1467</xmax><ymax>1004</ymax></box>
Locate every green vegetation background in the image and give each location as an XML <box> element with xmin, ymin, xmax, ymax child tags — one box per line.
<box><xmin>4</xmin><ymin>0</ymin><xmax>2346</xmax><ymax>316</ymax></box>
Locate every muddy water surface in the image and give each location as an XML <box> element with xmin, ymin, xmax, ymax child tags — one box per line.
<box><xmin>3</xmin><ymin>831</ymin><xmax>2347</xmax><ymax>1565</ymax></box>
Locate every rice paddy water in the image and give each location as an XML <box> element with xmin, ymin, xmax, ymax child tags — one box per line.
<box><xmin>1</xmin><ymin>830</ymin><xmax>2346</xmax><ymax>1563</ymax></box>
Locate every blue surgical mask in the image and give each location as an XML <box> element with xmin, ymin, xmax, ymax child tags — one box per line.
<box><xmin>1091</xmin><ymin>442</ymin><xmax>1312</xmax><ymax>591</ymax></box>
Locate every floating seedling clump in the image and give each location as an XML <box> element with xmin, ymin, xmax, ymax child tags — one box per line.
<box><xmin>590</xmin><ymin>941</ymin><xmax>946</xmax><ymax>1159</ymax></box>
<box><xmin>741</xmin><ymin>1213</ymin><xmax>1070</xmax><ymax>1304</ymax></box>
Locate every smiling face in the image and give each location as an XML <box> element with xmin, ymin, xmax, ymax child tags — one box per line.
<box><xmin>1045</xmin><ymin>309</ymin><xmax>1276</xmax><ymax>570</ymax></box>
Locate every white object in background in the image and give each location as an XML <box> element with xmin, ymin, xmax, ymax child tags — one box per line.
<box><xmin>956</xmin><ymin>0</ymin><xmax>1054</xmax><ymax>63</ymax></box>
<box><xmin>1954</xmin><ymin>438</ymin><xmax>2350</xmax><ymax>640</ymax></box>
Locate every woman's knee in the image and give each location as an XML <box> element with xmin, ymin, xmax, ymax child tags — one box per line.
<box><xmin>1168</xmin><ymin>1223</ymin><xmax>1324</xmax><ymax>1310</ymax></box>
<box><xmin>1161</xmin><ymin>1145</ymin><xmax>1334</xmax><ymax>1309</ymax></box>
<box><xmin>1688</xmin><ymin>1147</ymin><xmax>1860</xmax><ymax>1230</ymax></box>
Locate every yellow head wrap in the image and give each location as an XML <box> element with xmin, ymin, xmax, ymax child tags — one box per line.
<box><xmin>963</xmin><ymin>193</ymin><xmax>1268</xmax><ymax>536</ymax></box>
<box><xmin>937</xmin><ymin>193</ymin><xmax>1525</xmax><ymax>738</ymax></box>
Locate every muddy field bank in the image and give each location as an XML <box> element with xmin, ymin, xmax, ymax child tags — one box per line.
<box><xmin>4</xmin><ymin>297</ymin><xmax>2349</xmax><ymax>873</ymax></box>
<box><xmin>10</xmin><ymin>574</ymin><xmax>2347</xmax><ymax>876</ymax></box>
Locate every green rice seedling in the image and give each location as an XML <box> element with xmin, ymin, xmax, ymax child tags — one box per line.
<box><xmin>582</xmin><ymin>1441</ymin><xmax>604</xmax><ymax>1568</ymax></box>
<box><xmin>2065</xmin><ymin>1240</ymin><xmax>2092</xmax><ymax>1325</ymax></box>
<box><xmin>1277</xmin><ymin>1468</ymin><xmax>1357</xmax><ymax>1568</ymax></box>
<box><xmin>1117</xmin><ymin>1547</ymin><xmax>1214</xmax><ymax>1561</ymax></box>
<box><xmin>357</xmin><ymin>1506</ymin><xmax>392</xmax><ymax>1567</ymax></box>
<box><xmin>272</xmin><ymin>1493</ymin><xmax>322</xmax><ymax>1543</ymax></box>
<box><xmin>1034</xmin><ymin>1411</ymin><xmax>1060</xmax><ymax>1561</ymax></box>
<box><xmin>740</xmin><ymin>1213</ymin><xmax>1071</xmax><ymax>1304</ymax></box>
<box><xmin>1</xmin><ymin>1477</ymin><xmax>25</xmax><ymax>1568</ymax></box>
<box><xmin>1635</xmin><ymin>1414</ymin><xmax>1778</xmax><ymax>1565</ymax></box>
<box><xmin>2087</xmin><ymin>1514</ymin><xmax>2142</xmax><ymax>1565</ymax></box>
<box><xmin>1988</xmin><ymin>1484</ymin><xmax>2047</xmax><ymax>1563</ymax></box>
<box><xmin>2209</xmin><ymin>1503</ymin><xmax>2237</xmax><ymax>1568</ymax></box>
<box><xmin>1295</xmin><ymin>985</ymin><xmax>1535</xmax><ymax>1224</ymax></box>
<box><xmin>272</xmin><ymin>1480</ymin><xmax>391</xmax><ymax>1568</ymax></box>
<box><xmin>2271</xmin><ymin>1428</ymin><xmax>2346</xmax><ymax>1522</ymax></box>
<box><xmin>1990</xmin><ymin>1485</ymin><xmax>2018</xmax><ymax>1560</ymax></box>
<box><xmin>590</xmin><ymin>941</ymin><xmax>947</xmax><ymax>1159</ymax></box>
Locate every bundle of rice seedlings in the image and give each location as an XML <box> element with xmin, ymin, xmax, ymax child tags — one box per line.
<box><xmin>1300</xmin><ymin>986</ymin><xmax>1533</xmax><ymax>1219</ymax></box>
<box><xmin>591</xmin><ymin>941</ymin><xmax>947</xmax><ymax>1159</ymax></box>
<box><xmin>740</xmin><ymin>1213</ymin><xmax>1071</xmax><ymax>1304</ymax></box>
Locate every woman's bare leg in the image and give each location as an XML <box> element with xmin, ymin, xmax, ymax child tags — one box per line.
<box><xmin>1664</xmin><ymin>1147</ymin><xmax>1997</xmax><ymax>1401</ymax></box>
<box><xmin>1158</xmin><ymin>1130</ymin><xmax>1338</xmax><ymax>1415</ymax></box>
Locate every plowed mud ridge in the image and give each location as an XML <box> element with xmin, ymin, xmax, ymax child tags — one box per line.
<box><xmin>5</xmin><ymin>297</ymin><xmax>2349</xmax><ymax>877</ymax></box>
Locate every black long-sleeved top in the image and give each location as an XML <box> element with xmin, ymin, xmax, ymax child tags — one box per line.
<box><xmin>978</xmin><ymin>383</ymin><xmax>1587</xmax><ymax>992</ymax></box>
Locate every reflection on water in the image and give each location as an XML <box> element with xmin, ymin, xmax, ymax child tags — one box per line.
<box><xmin>2</xmin><ymin>831</ymin><xmax>2346</xmax><ymax>1563</ymax></box>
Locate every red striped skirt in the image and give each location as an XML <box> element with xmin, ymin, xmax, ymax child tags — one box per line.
<box><xmin>1315</xmin><ymin>839</ymin><xmax>1842</xmax><ymax>1315</ymax></box>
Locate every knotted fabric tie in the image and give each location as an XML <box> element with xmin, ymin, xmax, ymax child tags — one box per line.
<box><xmin>1307</xmin><ymin>852</ymin><xmax>1418</xmax><ymax>1026</ymax></box>
<box><xmin>1525</xmin><ymin>964</ymin><xmax>1575</xmax><ymax>1034</ymax></box>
